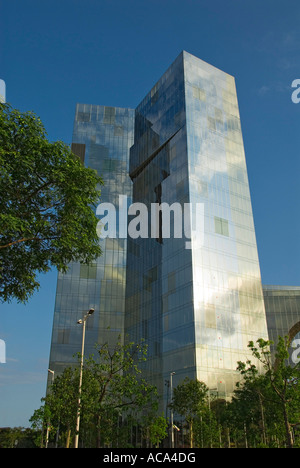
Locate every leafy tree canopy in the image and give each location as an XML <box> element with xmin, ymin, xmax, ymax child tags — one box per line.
<box><xmin>33</xmin><ymin>337</ymin><xmax>161</xmax><ymax>448</ymax></box>
<box><xmin>170</xmin><ymin>377</ymin><xmax>209</xmax><ymax>448</ymax></box>
<box><xmin>0</xmin><ymin>103</ymin><xmax>103</xmax><ymax>302</ymax></box>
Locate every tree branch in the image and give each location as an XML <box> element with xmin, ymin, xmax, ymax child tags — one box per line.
<box><xmin>0</xmin><ymin>235</ymin><xmax>60</xmax><ymax>249</ymax></box>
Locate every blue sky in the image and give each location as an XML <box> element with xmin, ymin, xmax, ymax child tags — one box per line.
<box><xmin>0</xmin><ymin>0</ymin><xmax>299</xmax><ymax>428</ymax></box>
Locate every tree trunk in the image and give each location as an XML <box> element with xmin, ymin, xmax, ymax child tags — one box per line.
<box><xmin>283</xmin><ymin>403</ymin><xmax>293</xmax><ymax>448</ymax></box>
<box><xmin>258</xmin><ymin>392</ymin><xmax>267</xmax><ymax>445</ymax></box>
<box><xmin>96</xmin><ymin>414</ymin><xmax>101</xmax><ymax>448</ymax></box>
<box><xmin>189</xmin><ymin>421</ymin><xmax>193</xmax><ymax>448</ymax></box>
<box><xmin>65</xmin><ymin>428</ymin><xmax>71</xmax><ymax>448</ymax></box>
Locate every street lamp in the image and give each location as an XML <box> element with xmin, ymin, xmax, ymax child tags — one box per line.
<box><xmin>170</xmin><ymin>371</ymin><xmax>175</xmax><ymax>448</ymax></box>
<box><xmin>45</xmin><ymin>369</ymin><xmax>55</xmax><ymax>448</ymax></box>
<box><xmin>74</xmin><ymin>308</ymin><xmax>94</xmax><ymax>449</ymax></box>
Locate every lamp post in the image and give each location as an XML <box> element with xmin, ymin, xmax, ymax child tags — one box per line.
<box><xmin>45</xmin><ymin>369</ymin><xmax>55</xmax><ymax>448</ymax></box>
<box><xmin>170</xmin><ymin>371</ymin><xmax>175</xmax><ymax>448</ymax></box>
<box><xmin>74</xmin><ymin>308</ymin><xmax>94</xmax><ymax>449</ymax></box>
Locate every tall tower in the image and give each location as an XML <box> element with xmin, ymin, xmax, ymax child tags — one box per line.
<box><xmin>48</xmin><ymin>104</ymin><xmax>134</xmax><ymax>375</ymax></box>
<box><xmin>125</xmin><ymin>51</ymin><xmax>269</xmax><ymax>402</ymax></box>
<box><xmin>48</xmin><ymin>52</ymin><xmax>269</xmax><ymax>404</ymax></box>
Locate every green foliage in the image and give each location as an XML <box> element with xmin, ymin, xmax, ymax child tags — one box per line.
<box><xmin>143</xmin><ymin>415</ymin><xmax>168</xmax><ymax>448</ymax></box>
<box><xmin>227</xmin><ymin>336</ymin><xmax>300</xmax><ymax>448</ymax></box>
<box><xmin>0</xmin><ymin>102</ymin><xmax>103</xmax><ymax>302</ymax></box>
<box><xmin>0</xmin><ymin>427</ymin><xmax>37</xmax><ymax>448</ymax></box>
<box><xmin>149</xmin><ymin>416</ymin><xmax>168</xmax><ymax>447</ymax></box>
<box><xmin>79</xmin><ymin>338</ymin><xmax>160</xmax><ymax>447</ymax></box>
<box><xmin>30</xmin><ymin>366</ymin><xmax>80</xmax><ymax>448</ymax></box>
<box><xmin>28</xmin><ymin>336</ymin><xmax>299</xmax><ymax>448</ymax></box>
<box><xmin>170</xmin><ymin>377</ymin><xmax>208</xmax><ymax>421</ymax></box>
<box><xmin>170</xmin><ymin>377</ymin><xmax>209</xmax><ymax>447</ymax></box>
<box><xmin>168</xmin><ymin>337</ymin><xmax>300</xmax><ymax>448</ymax></box>
<box><xmin>33</xmin><ymin>337</ymin><xmax>164</xmax><ymax>448</ymax></box>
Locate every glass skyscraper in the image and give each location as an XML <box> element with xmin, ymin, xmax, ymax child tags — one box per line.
<box><xmin>48</xmin><ymin>104</ymin><xmax>134</xmax><ymax>375</ymax></box>
<box><xmin>125</xmin><ymin>51</ymin><xmax>269</xmax><ymax>402</ymax></box>
<box><xmin>48</xmin><ymin>52</ymin><xmax>297</xmax><ymax>405</ymax></box>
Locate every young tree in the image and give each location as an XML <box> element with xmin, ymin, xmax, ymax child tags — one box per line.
<box><xmin>170</xmin><ymin>377</ymin><xmax>208</xmax><ymax>448</ymax></box>
<box><xmin>142</xmin><ymin>415</ymin><xmax>168</xmax><ymax>448</ymax></box>
<box><xmin>81</xmin><ymin>337</ymin><xmax>159</xmax><ymax>448</ymax></box>
<box><xmin>193</xmin><ymin>404</ymin><xmax>220</xmax><ymax>448</ymax></box>
<box><xmin>0</xmin><ymin>427</ymin><xmax>30</xmax><ymax>449</ymax></box>
<box><xmin>236</xmin><ymin>337</ymin><xmax>300</xmax><ymax>448</ymax></box>
<box><xmin>31</xmin><ymin>367</ymin><xmax>80</xmax><ymax>448</ymax></box>
<box><xmin>225</xmin><ymin>373</ymin><xmax>270</xmax><ymax>447</ymax></box>
<box><xmin>39</xmin><ymin>337</ymin><xmax>159</xmax><ymax>448</ymax></box>
<box><xmin>0</xmin><ymin>103</ymin><xmax>103</xmax><ymax>303</ymax></box>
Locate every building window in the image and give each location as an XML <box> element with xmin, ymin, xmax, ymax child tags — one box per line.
<box><xmin>169</xmin><ymin>145</ymin><xmax>176</xmax><ymax>162</ymax></box>
<box><xmin>103</xmin><ymin>107</ymin><xmax>116</xmax><ymax>124</ymax></box>
<box><xmin>192</xmin><ymin>86</ymin><xmax>206</xmax><ymax>101</ymax></box>
<box><xmin>71</xmin><ymin>143</ymin><xmax>86</xmax><ymax>164</ymax></box>
<box><xmin>57</xmin><ymin>329</ymin><xmax>70</xmax><ymax>345</ymax></box>
<box><xmin>114</xmin><ymin>125</ymin><xmax>124</xmax><ymax>136</ymax></box>
<box><xmin>77</xmin><ymin>111</ymin><xmax>90</xmax><ymax>122</ymax></box>
<box><xmin>198</xmin><ymin>180</ymin><xmax>208</xmax><ymax>197</ymax></box>
<box><xmin>102</xmin><ymin>158</ymin><xmax>119</xmax><ymax>172</ymax></box>
<box><xmin>168</xmin><ymin>272</ymin><xmax>176</xmax><ymax>291</ymax></box>
<box><xmin>80</xmin><ymin>263</ymin><xmax>97</xmax><ymax>279</ymax></box>
<box><xmin>214</xmin><ymin>217</ymin><xmax>229</xmax><ymax>237</ymax></box>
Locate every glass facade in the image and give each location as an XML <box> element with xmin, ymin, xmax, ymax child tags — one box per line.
<box><xmin>184</xmin><ymin>52</ymin><xmax>269</xmax><ymax>397</ymax></box>
<box><xmin>125</xmin><ymin>51</ymin><xmax>269</xmax><ymax>405</ymax></box>
<box><xmin>263</xmin><ymin>286</ymin><xmax>300</xmax><ymax>365</ymax></box>
<box><xmin>49</xmin><ymin>52</ymin><xmax>299</xmax><ymax>410</ymax></box>
<box><xmin>48</xmin><ymin>104</ymin><xmax>134</xmax><ymax>376</ymax></box>
<box><xmin>125</xmin><ymin>53</ymin><xmax>191</xmax><ymax>399</ymax></box>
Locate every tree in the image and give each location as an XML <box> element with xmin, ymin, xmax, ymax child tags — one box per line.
<box><xmin>193</xmin><ymin>403</ymin><xmax>221</xmax><ymax>448</ymax></box>
<box><xmin>142</xmin><ymin>415</ymin><xmax>168</xmax><ymax>448</ymax></box>
<box><xmin>234</xmin><ymin>337</ymin><xmax>300</xmax><ymax>448</ymax></box>
<box><xmin>0</xmin><ymin>103</ymin><xmax>103</xmax><ymax>303</ymax></box>
<box><xmin>38</xmin><ymin>337</ymin><xmax>159</xmax><ymax>448</ymax></box>
<box><xmin>31</xmin><ymin>367</ymin><xmax>79</xmax><ymax>448</ymax></box>
<box><xmin>224</xmin><ymin>373</ymin><xmax>270</xmax><ymax>447</ymax></box>
<box><xmin>80</xmin><ymin>337</ymin><xmax>159</xmax><ymax>448</ymax></box>
<box><xmin>0</xmin><ymin>427</ymin><xmax>32</xmax><ymax>448</ymax></box>
<box><xmin>170</xmin><ymin>377</ymin><xmax>208</xmax><ymax>448</ymax></box>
